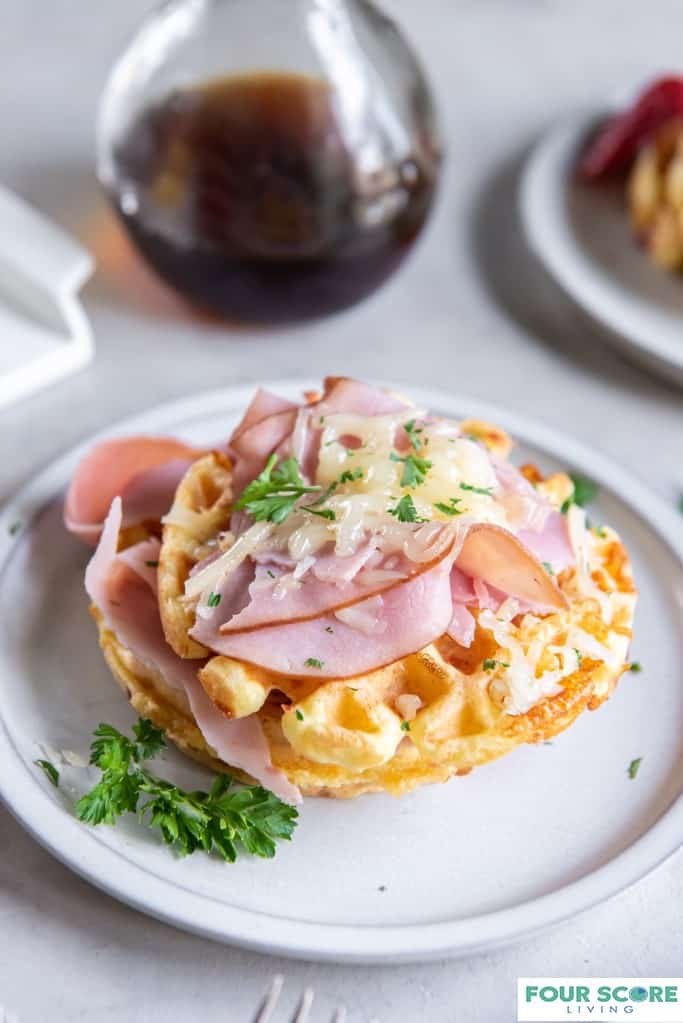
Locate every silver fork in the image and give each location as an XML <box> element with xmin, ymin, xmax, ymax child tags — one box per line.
<box><xmin>252</xmin><ymin>975</ymin><xmax>347</xmax><ymax>1023</ymax></box>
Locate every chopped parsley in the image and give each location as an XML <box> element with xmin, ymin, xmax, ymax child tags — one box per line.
<box><xmin>483</xmin><ymin>658</ymin><xmax>510</xmax><ymax>671</ymax></box>
<box><xmin>304</xmin><ymin>658</ymin><xmax>324</xmax><ymax>669</ymax></box>
<box><xmin>542</xmin><ymin>561</ymin><xmax>554</xmax><ymax>575</ymax></box>
<box><xmin>388</xmin><ymin>494</ymin><xmax>427</xmax><ymax>523</ymax></box>
<box><xmin>8</xmin><ymin>520</ymin><xmax>21</xmax><ymax>536</ymax></box>
<box><xmin>325</xmin><ymin>626</ymin><xmax>334</xmax><ymax>634</ymax></box>
<box><xmin>295</xmin><ymin>709</ymin><xmax>304</xmax><ymax>722</ymax></box>
<box><xmin>434</xmin><ymin>497</ymin><xmax>465</xmax><ymax>516</ymax></box>
<box><xmin>207</xmin><ymin>592</ymin><xmax>221</xmax><ymax>608</ymax></box>
<box><xmin>460</xmin><ymin>482</ymin><xmax>493</xmax><ymax>497</ymax></box>
<box><xmin>627</xmin><ymin>757</ymin><xmax>643</xmax><ymax>780</ymax></box>
<box><xmin>235</xmin><ymin>454</ymin><xmax>321</xmax><ymax>524</ymax></box>
<box><xmin>403</xmin><ymin>419</ymin><xmax>424</xmax><ymax>451</ymax></box>
<box><xmin>629</xmin><ymin>661</ymin><xmax>642</xmax><ymax>673</ymax></box>
<box><xmin>390</xmin><ymin>451</ymin><xmax>432</xmax><ymax>488</ymax></box>
<box><xmin>574</xmin><ymin>647</ymin><xmax>583</xmax><ymax>667</ymax></box>
<box><xmin>593</xmin><ymin>525</ymin><xmax>607</xmax><ymax>538</ymax></box>
<box><xmin>561</xmin><ymin>473</ymin><xmax>598</xmax><ymax>514</ymax></box>
<box><xmin>302</xmin><ymin>506</ymin><xmax>336</xmax><ymax>521</ymax></box>
<box><xmin>400</xmin><ymin>720</ymin><xmax>411</xmax><ymax>732</ymax></box>
<box><xmin>35</xmin><ymin>758</ymin><xmax>59</xmax><ymax>787</ymax></box>
<box><xmin>145</xmin><ymin>559</ymin><xmax>159</xmax><ymax>568</ymax></box>
<box><xmin>339</xmin><ymin>467</ymin><xmax>363</xmax><ymax>484</ymax></box>
<box><xmin>267</xmin><ymin>570</ymin><xmax>276</xmax><ymax>579</ymax></box>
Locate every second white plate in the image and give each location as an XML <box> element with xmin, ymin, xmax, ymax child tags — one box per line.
<box><xmin>0</xmin><ymin>382</ymin><xmax>682</xmax><ymax>963</ymax></box>
<box><xmin>521</xmin><ymin>109</ymin><xmax>683</xmax><ymax>385</ymax></box>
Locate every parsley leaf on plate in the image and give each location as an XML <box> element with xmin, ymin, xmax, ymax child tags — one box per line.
<box><xmin>73</xmin><ymin>718</ymin><xmax>297</xmax><ymax>860</ymax></box>
<box><xmin>627</xmin><ymin>757</ymin><xmax>643</xmax><ymax>780</ymax></box>
<box><xmin>35</xmin><ymin>758</ymin><xmax>59</xmax><ymax>787</ymax></box>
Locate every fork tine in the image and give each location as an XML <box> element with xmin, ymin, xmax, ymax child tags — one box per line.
<box><xmin>289</xmin><ymin>987</ymin><xmax>315</xmax><ymax>1023</ymax></box>
<box><xmin>253</xmin><ymin>974</ymin><xmax>284</xmax><ymax>1023</ymax></box>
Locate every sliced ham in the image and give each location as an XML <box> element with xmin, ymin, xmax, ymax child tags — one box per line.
<box><xmin>455</xmin><ymin>523</ymin><xmax>568</xmax><ymax>613</ymax></box>
<box><xmin>315</xmin><ymin>377</ymin><xmax>411</xmax><ymax>417</ymax></box>
<box><xmin>66</xmin><ymin>436</ymin><xmax>202</xmax><ymax>545</ymax></box>
<box><xmin>86</xmin><ymin>498</ymin><xmax>300</xmax><ymax>803</ymax></box>
<box><xmin>495</xmin><ymin>460</ymin><xmax>551</xmax><ymax>533</ymax></box>
<box><xmin>216</xmin><ymin>546</ymin><xmax>424</xmax><ymax>634</ymax></box>
<box><xmin>190</xmin><ymin>541</ymin><xmax>458</xmax><ymax>677</ymax></box>
<box><xmin>446</xmin><ymin>604</ymin><xmax>476</xmax><ymax>647</ymax></box>
<box><xmin>518</xmin><ymin>510</ymin><xmax>574</xmax><ymax>572</ymax></box>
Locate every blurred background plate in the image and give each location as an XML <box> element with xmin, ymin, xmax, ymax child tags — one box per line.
<box><xmin>0</xmin><ymin>382</ymin><xmax>681</xmax><ymax>963</ymax></box>
<box><xmin>520</xmin><ymin>110</ymin><xmax>683</xmax><ymax>386</ymax></box>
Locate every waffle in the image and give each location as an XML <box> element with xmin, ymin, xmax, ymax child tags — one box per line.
<box><xmin>109</xmin><ymin>432</ymin><xmax>639</xmax><ymax>800</ymax></box>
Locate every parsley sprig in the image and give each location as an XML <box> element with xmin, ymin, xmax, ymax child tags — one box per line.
<box><xmin>390</xmin><ymin>451</ymin><xmax>432</xmax><ymax>488</ymax></box>
<box><xmin>71</xmin><ymin>718</ymin><xmax>297</xmax><ymax>860</ymax></box>
<box><xmin>434</xmin><ymin>497</ymin><xmax>465</xmax><ymax>516</ymax></box>
<box><xmin>561</xmin><ymin>473</ymin><xmax>598</xmax><ymax>515</ymax></box>
<box><xmin>235</xmin><ymin>455</ymin><xmax>321</xmax><ymax>524</ymax></box>
<box><xmin>403</xmin><ymin>419</ymin><xmax>424</xmax><ymax>451</ymax></box>
<box><xmin>388</xmin><ymin>494</ymin><xmax>427</xmax><ymax>523</ymax></box>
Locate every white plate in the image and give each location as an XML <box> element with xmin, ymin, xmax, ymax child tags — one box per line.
<box><xmin>1</xmin><ymin>382</ymin><xmax>682</xmax><ymax>964</ymax></box>
<box><xmin>520</xmin><ymin>109</ymin><xmax>683</xmax><ymax>385</ymax></box>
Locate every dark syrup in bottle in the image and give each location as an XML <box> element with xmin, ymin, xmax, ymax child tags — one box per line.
<box><xmin>111</xmin><ymin>72</ymin><xmax>439</xmax><ymax>323</ymax></box>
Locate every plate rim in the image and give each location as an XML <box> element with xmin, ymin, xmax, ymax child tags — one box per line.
<box><xmin>519</xmin><ymin>108</ymin><xmax>683</xmax><ymax>382</ymax></box>
<box><xmin>1</xmin><ymin>380</ymin><xmax>682</xmax><ymax>963</ymax></box>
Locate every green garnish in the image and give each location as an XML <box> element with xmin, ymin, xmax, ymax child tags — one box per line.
<box><xmin>295</xmin><ymin>709</ymin><xmax>304</xmax><ymax>722</ymax></box>
<box><xmin>574</xmin><ymin>647</ymin><xmax>583</xmax><ymax>667</ymax></box>
<box><xmin>387</xmin><ymin>494</ymin><xmax>427</xmax><ymax>523</ymax></box>
<box><xmin>8</xmin><ymin>520</ymin><xmax>21</xmax><ymax>536</ymax></box>
<box><xmin>629</xmin><ymin>661</ymin><xmax>642</xmax><ymax>673</ymax></box>
<box><xmin>542</xmin><ymin>561</ymin><xmax>554</xmax><ymax>575</ymax></box>
<box><xmin>459</xmin><ymin>482</ymin><xmax>493</xmax><ymax>497</ymax></box>
<box><xmin>339</xmin><ymin>467</ymin><xmax>363</xmax><ymax>484</ymax></box>
<box><xmin>207</xmin><ymin>592</ymin><xmax>221</xmax><ymax>608</ymax></box>
<box><xmin>483</xmin><ymin>658</ymin><xmax>510</xmax><ymax>671</ymax></box>
<box><xmin>390</xmin><ymin>451</ymin><xmax>432</xmax><ymax>488</ymax></box>
<box><xmin>75</xmin><ymin>718</ymin><xmax>297</xmax><ymax>860</ymax></box>
<box><xmin>145</xmin><ymin>559</ymin><xmax>159</xmax><ymax>568</ymax></box>
<box><xmin>35</xmin><ymin>758</ymin><xmax>59</xmax><ymax>787</ymax></box>
<box><xmin>235</xmin><ymin>454</ymin><xmax>321</xmax><ymax>524</ymax></box>
<box><xmin>403</xmin><ymin>419</ymin><xmax>424</xmax><ymax>451</ymax></box>
<box><xmin>561</xmin><ymin>473</ymin><xmax>598</xmax><ymax>514</ymax></box>
<box><xmin>400</xmin><ymin>721</ymin><xmax>411</xmax><ymax>732</ymax></box>
<box><xmin>593</xmin><ymin>525</ymin><xmax>607</xmax><ymax>538</ymax></box>
<box><xmin>627</xmin><ymin>757</ymin><xmax>642</xmax><ymax>780</ymax></box>
<box><xmin>304</xmin><ymin>658</ymin><xmax>324</xmax><ymax>669</ymax></box>
<box><xmin>434</xmin><ymin>497</ymin><xmax>465</xmax><ymax>516</ymax></box>
<box><xmin>302</xmin><ymin>507</ymin><xmax>336</xmax><ymax>521</ymax></box>
<box><xmin>325</xmin><ymin>626</ymin><xmax>334</xmax><ymax>634</ymax></box>
<box><xmin>267</xmin><ymin>570</ymin><xmax>276</xmax><ymax>579</ymax></box>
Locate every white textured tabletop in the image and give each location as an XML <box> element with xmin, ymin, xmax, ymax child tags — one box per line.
<box><xmin>1</xmin><ymin>2</ymin><xmax>682</xmax><ymax>1021</ymax></box>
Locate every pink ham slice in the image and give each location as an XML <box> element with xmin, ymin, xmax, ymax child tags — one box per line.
<box><xmin>314</xmin><ymin>376</ymin><xmax>411</xmax><ymax>417</ymax></box>
<box><xmin>86</xmin><ymin>498</ymin><xmax>300</xmax><ymax>804</ymax></box>
<box><xmin>518</xmin><ymin>510</ymin><xmax>574</xmax><ymax>572</ymax></box>
<box><xmin>455</xmin><ymin>523</ymin><xmax>568</xmax><ymax>613</ymax></box>
<box><xmin>217</xmin><ymin>545</ymin><xmax>423</xmax><ymax>634</ymax></box>
<box><xmin>66</xmin><ymin>436</ymin><xmax>202</xmax><ymax>546</ymax></box>
<box><xmin>190</xmin><ymin>542</ymin><xmax>458</xmax><ymax>678</ymax></box>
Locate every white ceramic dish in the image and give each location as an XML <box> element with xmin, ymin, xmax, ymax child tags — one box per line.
<box><xmin>1</xmin><ymin>382</ymin><xmax>681</xmax><ymax>964</ymax></box>
<box><xmin>520</xmin><ymin>109</ymin><xmax>683</xmax><ymax>385</ymax></box>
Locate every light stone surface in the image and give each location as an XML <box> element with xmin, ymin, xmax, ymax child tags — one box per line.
<box><xmin>0</xmin><ymin>2</ymin><xmax>681</xmax><ymax>1021</ymax></box>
